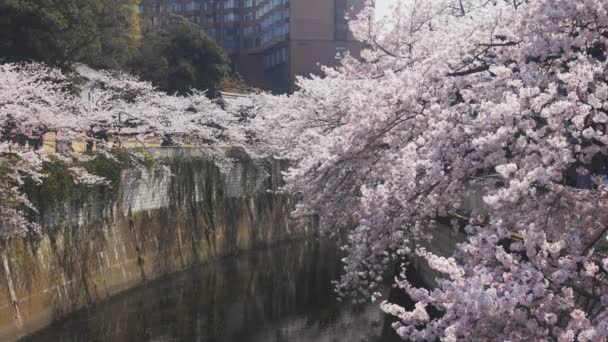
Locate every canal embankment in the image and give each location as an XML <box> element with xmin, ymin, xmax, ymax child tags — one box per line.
<box><xmin>0</xmin><ymin>147</ymin><xmax>314</xmax><ymax>341</ymax></box>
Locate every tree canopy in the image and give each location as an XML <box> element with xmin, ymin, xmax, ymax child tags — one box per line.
<box><xmin>0</xmin><ymin>63</ymin><xmax>248</xmax><ymax>238</ymax></box>
<box><xmin>92</xmin><ymin>0</ymin><xmax>142</xmax><ymax>70</ymax></box>
<box><xmin>0</xmin><ymin>0</ymin><xmax>103</xmax><ymax>66</ymax></box>
<box><xmin>134</xmin><ymin>15</ymin><xmax>229</xmax><ymax>97</ymax></box>
<box><xmin>0</xmin><ymin>0</ymin><xmax>142</xmax><ymax>70</ymax></box>
<box><xmin>0</xmin><ymin>2</ymin><xmax>228</xmax><ymax>95</ymax></box>
<box><xmin>254</xmin><ymin>0</ymin><xmax>608</xmax><ymax>340</ymax></box>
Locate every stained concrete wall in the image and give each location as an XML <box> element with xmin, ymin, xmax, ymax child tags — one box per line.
<box><xmin>410</xmin><ymin>183</ymin><xmax>490</xmax><ymax>287</ymax></box>
<box><xmin>0</xmin><ymin>148</ymin><xmax>313</xmax><ymax>341</ymax></box>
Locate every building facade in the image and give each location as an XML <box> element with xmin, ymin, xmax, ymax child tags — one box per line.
<box><xmin>139</xmin><ymin>0</ymin><xmax>366</xmax><ymax>93</ymax></box>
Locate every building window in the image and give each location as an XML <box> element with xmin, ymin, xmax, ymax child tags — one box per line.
<box><xmin>185</xmin><ymin>1</ymin><xmax>201</xmax><ymax>11</ymax></box>
<box><xmin>206</xmin><ymin>27</ymin><xmax>217</xmax><ymax>37</ymax></box>
<box><xmin>205</xmin><ymin>1</ymin><xmax>219</xmax><ymax>10</ymax></box>
<box><xmin>206</xmin><ymin>13</ymin><xmax>218</xmax><ymax>24</ymax></box>
<box><xmin>223</xmin><ymin>40</ymin><xmax>240</xmax><ymax>50</ymax></box>
<box><xmin>244</xmin><ymin>26</ymin><xmax>254</xmax><ymax>36</ymax></box>
<box><xmin>224</xmin><ymin>12</ymin><xmax>238</xmax><ymax>22</ymax></box>
<box><xmin>334</xmin><ymin>0</ymin><xmax>348</xmax><ymax>41</ymax></box>
<box><xmin>264</xmin><ymin>46</ymin><xmax>288</xmax><ymax>69</ymax></box>
<box><xmin>224</xmin><ymin>0</ymin><xmax>238</xmax><ymax>9</ymax></box>
<box><xmin>244</xmin><ymin>38</ymin><xmax>254</xmax><ymax>48</ymax></box>
<box><xmin>224</xmin><ymin>26</ymin><xmax>239</xmax><ymax>37</ymax></box>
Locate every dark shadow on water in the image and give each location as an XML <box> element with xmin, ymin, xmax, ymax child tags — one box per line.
<box><xmin>380</xmin><ymin>259</ymin><xmax>442</xmax><ymax>342</ymax></box>
<box><xmin>22</xmin><ymin>239</ymin><xmax>404</xmax><ymax>342</ymax></box>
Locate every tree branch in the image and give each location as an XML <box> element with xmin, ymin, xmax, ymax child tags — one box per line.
<box><xmin>447</xmin><ymin>65</ymin><xmax>490</xmax><ymax>77</ymax></box>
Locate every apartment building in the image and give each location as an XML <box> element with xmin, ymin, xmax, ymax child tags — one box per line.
<box><xmin>139</xmin><ymin>0</ymin><xmax>366</xmax><ymax>93</ymax></box>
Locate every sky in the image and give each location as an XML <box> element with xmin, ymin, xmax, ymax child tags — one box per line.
<box><xmin>375</xmin><ymin>0</ymin><xmax>396</xmax><ymax>18</ymax></box>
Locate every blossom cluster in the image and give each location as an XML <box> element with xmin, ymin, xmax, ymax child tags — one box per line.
<box><xmin>0</xmin><ymin>63</ymin><xmax>248</xmax><ymax>238</ymax></box>
<box><xmin>255</xmin><ymin>0</ymin><xmax>608</xmax><ymax>340</ymax></box>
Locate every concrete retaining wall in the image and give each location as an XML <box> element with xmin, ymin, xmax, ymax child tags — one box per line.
<box><xmin>0</xmin><ymin>148</ymin><xmax>312</xmax><ymax>341</ymax></box>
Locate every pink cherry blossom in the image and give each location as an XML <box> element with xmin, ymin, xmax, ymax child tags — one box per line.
<box><xmin>254</xmin><ymin>0</ymin><xmax>608</xmax><ymax>339</ymax></box>
<box><xmin>1</xmin><ymin>63</ymin><xmax>250</xmax><ymax>238</ymax></box>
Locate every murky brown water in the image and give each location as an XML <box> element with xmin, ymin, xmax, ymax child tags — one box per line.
<box><xmin>23</xmin><ymin>240</ymin><xmax>398</xmax><ymax>342</ymax></box>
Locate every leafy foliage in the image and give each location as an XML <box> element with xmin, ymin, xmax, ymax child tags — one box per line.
<box><xmin>0</xmin><ymin>2</ymin><xmax>231</xmax><ymax>96</ymax></box>
<box><xmin>134</xmin><ymin>15</ymin><xmax>229</xmax><ymax>97</ymax></box>
<box><xmin>0</xmin><ymin>0</ymin><xmax>102</xmax><ymax>66</ymax></box>
<box><xmin>90</xmin><ymin>0</ymin><xmax>142</xmax><ymax>70</ymax></box>
<box><xmin>0</xmin><ymin>0</ymin><xmax>142</xmax><ymax>71</ymax></box>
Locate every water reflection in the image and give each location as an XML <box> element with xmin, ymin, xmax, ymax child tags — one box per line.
<box><xmin>23</xmin><ymin>240</ymin><xmax>396</xmax><ymax>342</ymax></box>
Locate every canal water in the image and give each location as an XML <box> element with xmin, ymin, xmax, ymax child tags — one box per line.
<box><xmin>23</xmin><ymin>240</ymin><xmax>400</xmax><ymax>342</ymax></box>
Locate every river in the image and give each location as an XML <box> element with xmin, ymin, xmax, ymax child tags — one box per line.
<box><xmin>22</xmin><ymin>239</ymin><xmax>401</xmax><ymax>342</ymax></box>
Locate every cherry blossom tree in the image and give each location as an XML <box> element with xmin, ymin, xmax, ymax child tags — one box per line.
<box><xmin>255</xmin><ymin>0</ymin><xmax>608</xmax><ymax>340</ymax></box>
<box><xmin>0</xmin><ymin>62</ymin><xmax>247</xmax><ymax>238</ymax></box>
